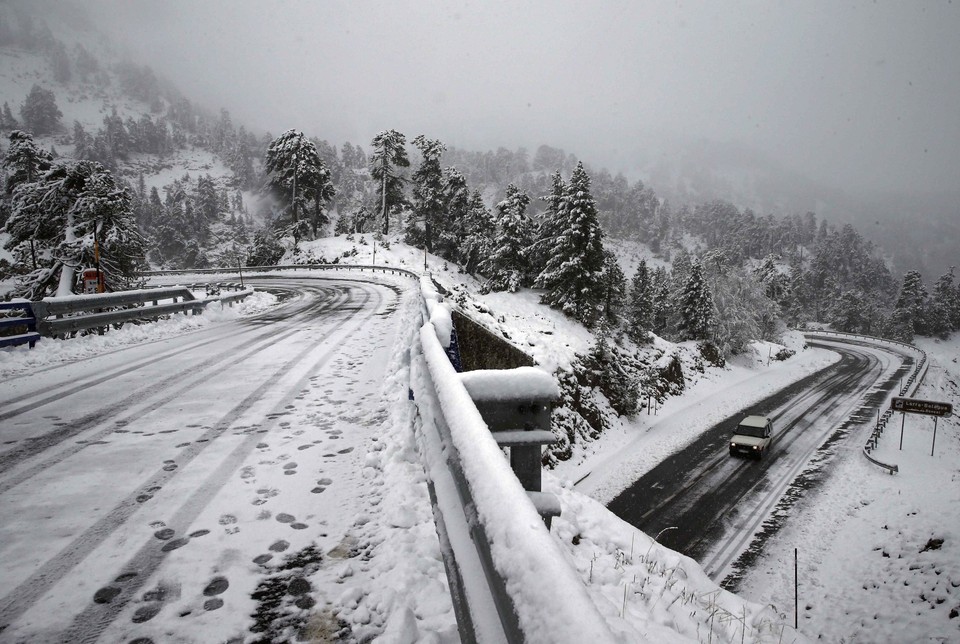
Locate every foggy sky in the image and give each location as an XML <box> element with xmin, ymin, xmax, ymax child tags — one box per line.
<box><xmin>86</xmin><ymin>0</ymin><xmax>960</xmax><ymax>196</ymax></box>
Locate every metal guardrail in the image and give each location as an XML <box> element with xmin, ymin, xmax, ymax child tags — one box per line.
<box><xmin>416</xmin><ymin>280</ymin><xmax>614</xmax><ymax>643</ymax></box>
<box><xmin>30</xmin><ymin>286</ymin><xmax>255</xmax><ymax>338</ymax></box>
<box><xmin>803</xmin><ymin>329</ymin><xmax>928</xmax><ymax>474</ymax></box>
<box><xmin>0</xmin><ymin>301</ymin><xmax>40</xmax><ymax>349</ymax></box>
<box><xmin>140</xmin><ymin>263</ymin><xmax>421</xmax><ymax>279</ymax></box>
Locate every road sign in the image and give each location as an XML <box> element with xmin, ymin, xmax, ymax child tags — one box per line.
<box><xmin>891</xmin><ymin>397</ymin><xmax>953</xmax><ymax>417</ymax></box>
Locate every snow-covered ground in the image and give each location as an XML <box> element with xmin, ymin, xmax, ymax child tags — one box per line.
<box><xmin>737</xmin><ymin>336</ymin><xmax>960</xmax><ymax>642</ymax></box>
<box><xmin>5</xmin><ymin>240</ymin><xmax>954</xmax><ymax>642</ymax></box>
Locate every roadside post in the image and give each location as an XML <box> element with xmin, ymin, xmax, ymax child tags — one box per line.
<box><xmin>890</xmin><ymin>397</ymin><xmax>952</xmax><ymax>457</ymax></box>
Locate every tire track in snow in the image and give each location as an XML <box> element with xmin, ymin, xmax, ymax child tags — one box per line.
<box><xmin>0</xmin><ymin>282</ymin><xmax>385</xmax><ymax>636</ymax></box>
<box><xmin>0</xmin><ymin>286</ymin><xmax>347</xmax><ymax>481</ymax></box>
<box><xmin>0</xmin><ymin>284</ymin><xmax>339</xmax><ymax>417</ymax></box>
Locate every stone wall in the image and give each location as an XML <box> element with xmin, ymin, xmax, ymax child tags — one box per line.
<box><xmin>451</xmin><ymin>309</ymin><xmax>535</xmax><ymax>372</ymax></box>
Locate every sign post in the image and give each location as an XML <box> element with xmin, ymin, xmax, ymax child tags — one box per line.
<box><xmin>890</xmin><ymin>397</ymin><xmax>953</xmax><ymax>457</ymax></box>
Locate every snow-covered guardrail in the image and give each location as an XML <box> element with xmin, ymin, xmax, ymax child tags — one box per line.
<box><xmin>30</xmin><ymin>286</ymin><xmax>254</xmax><ymax>337</ymax></box>
<box><xmin>140</xmin><ymin>263</ymin><xmax>419</xmax><ymax>278</ymax></box>
<box><xmin>802</xmin><ymin>330</ymin><xmax>928</xmax><ymax>474</ymax></box>
<box><xmin>414</xmin><ymin>279</ymin><xmax>615</xmax><ymax>643</ymax></box>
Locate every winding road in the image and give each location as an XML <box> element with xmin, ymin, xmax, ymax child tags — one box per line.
<box><xmin>607</xmin><ymin>338</ymin><xmax>915</xmax><ymax>586</ymax></box>
<box><xmin>0</xmin><ymin>275</ymin><xmax>411</xmax><ymax>643</ymax></box>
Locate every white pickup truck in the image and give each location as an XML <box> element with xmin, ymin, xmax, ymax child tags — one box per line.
<box><xmin>729</xmin><ymin>415</ymin><xmax>774</xmax><ymax>459</ymax></box>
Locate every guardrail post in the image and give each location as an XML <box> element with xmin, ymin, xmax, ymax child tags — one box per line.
<box><xmin>460</xmin><ymin>369</ymin><xmax>561</xmax><ymax>527</ymax></box>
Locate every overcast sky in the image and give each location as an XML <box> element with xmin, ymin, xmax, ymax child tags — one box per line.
<box><xmin>86</xmin><ymin>0</ymin><xmax>960</xmax><ymax>195</ymax></box>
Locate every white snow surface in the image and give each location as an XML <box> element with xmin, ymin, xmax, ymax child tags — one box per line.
<box><xmin>736</xmin><ymin>335</ymin><xmax>960</xmax><ymax>642</ymax></box>
<box><xmin>6</xmin><ymin>234</ymin><xmax>948</xmax><ymax>642</ymax></box>
<box><xmin>459</xmin><ymin>365</ymin><xmax>560</xmax><ymax>402</ymax></box>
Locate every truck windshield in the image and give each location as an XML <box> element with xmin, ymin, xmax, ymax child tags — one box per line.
<box><xmin>736</xmin><ymin>424</ymin><xmax>766</xmax><ymax>438</ymax></box>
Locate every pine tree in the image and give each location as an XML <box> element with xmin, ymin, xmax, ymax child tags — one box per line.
<box><xmin>894</xmin><ymin>270</ymin><xmax>929</xmax><ymax>336</ymax></box>
<box><xmin>262</xmin><ymin>129</ymin><xmax>335</xmax><ymax>241</ymax></box>
<box><xmin>2</xmin><ymin>130</ymin><xmax>53</xmax><ymax>196</ymax></box>
<box><xmin>369</xmin><ymin>129</ymin><xmax>409</xmax><ymax>235</ymax></box>
<box><xmin>20</xmin><ymin>84</ymin><xmax>62</xmax><ymax>135</ymax></box>
<box><xmin>933</xmin><ymin>267</ymin><xmax>960</xmax><ymax>332</ymax></box>
<box><xmin>677</xmin><ymin>259</ymin><xmax>716</xmax><ymax>341</ymax></box>
<box><xmin>1</xmin><ymin>102</ymin><xmax>18</xmax><ymax>131</ymax></box>
<box><xmin>535</xmin><ymin>162</ymin><xmax>606</xmax><ymax>325</ymax></box>
<box><xmin>5</xmin><ymin>159</ymin><xmax>146</xmax><ymax>298</ymax></box>
<box><xmin>527</xmin><ymin>170</ymin><xmax>565</xmax><ymax>279</ymax></box>
<box><xmin>600</xmin><ymin>250</ymin><xmax>626</xmax><ymax>328</ymax></box>
<box><xmin>408</xmin><ymin>135</ymin><xmax>446</xmax><ymax>254</ymax></box>
<box><xmin>480</xmin><ymin>183</ymin><xmax>532</xmax><ymax>292</ymax></box>
<box><xmin>650</xmin><ymin>267</ymin><xmax>671</xmax><ymax>335</ymax></box>
<box><xmin>437</xmin><ymin>167</ymin><xmax>470</xmax><ymax>261</ymax></box>
<box><xmin>627</xmin><ymin>259</ymin><xmax>654</xmax><ymax>344</ymax></box>
<box><xmin>458</xmin><ymin>190</ymin><xmax>494</xmax><ymax>275</ymax></box>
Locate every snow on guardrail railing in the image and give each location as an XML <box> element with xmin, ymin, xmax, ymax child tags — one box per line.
<box><xmin>414</xmin><ymin>280</ymin><xmax>615</xmax><ymax>643</ymax></box>
<box><xmin>802</xmin><ymin>329</ymin><xmax>929</xmax><ymax>474</ymax></box>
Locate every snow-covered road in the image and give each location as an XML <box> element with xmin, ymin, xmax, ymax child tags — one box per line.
<box><xmin>0</xmin><ymin>276</ymin><xmax>419</xmax><ymax>642</ymax></box>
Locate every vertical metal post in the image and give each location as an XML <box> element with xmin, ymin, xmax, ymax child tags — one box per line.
<box><xmin>93</xmin><ymin>220</ymin><xmax>104</xmax><ymax>293</ymax></box>
<box><xmin>373</xmin><ymin>240</ymin><xmax>377</xmax><ymax>265</ymax></box>
<box><xmin>238</xmin><ymin>258</ymin><xmax>244</xmax><ymax>288</ymax></box>
<box><xmin>794</xmin><ymin>548</ymin><xmax>798</xmax><ymax>630</ymax></box>
<box><xmin>931</xmin><ymin>417</ymin><xmax>938</xmax><ymax>457</ymax></box>
<box><xmin>899</xmin><ymin>413</ymin><xmax>905</xmax><ymax>450</ymax></box>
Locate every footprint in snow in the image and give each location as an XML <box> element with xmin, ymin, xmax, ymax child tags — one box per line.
<box><xmin>269</xmin><ymin>540</ymin><xmax>290</xmax><ymax>552</ymax></box>
<box><xmin>240</xmin><ymin>466</ymin><xmax>255</xmax><ymax>480</ymax></box>
<box><xmin>218</xmin><ymin>514</ymin><xmax>238</xmax><ymax>525</ymax></box>
<box><xmin>161</xmin><ymin>537</ymin><xmax>190</xmax><ymax>552</ymax></box>
<box><xmin>93</xmin><ymin>586</ymin><xmax>121</xmax><ymax>604</ymax></box>
<box><xmin>203</xmin><ymin>577</ymin><xmax>229</xmax><ymax>596</ymax></box>
<box><xmin>297</xmin><ymin>444</ymin><xmax>313</xmax><ymax>451</ymax></box>
<box><xmin>337</xmin><ymin>448</ymin><xmax>354</xmax><ymax>454</ymax></box>
<box><xmin>253</xmin><ymin>554</ymin><xmax>272</xmax><ymax>565</ymax></box>
<box><xmin>132</xmin><ymin>604</ymin><xmax>162</xmax><ymax>623</ymax></box>
<box><xmin>204</xmin><ymin>598</ymin><xmax>224</xmax><ymax>611</ymax></box>
<box><xmin>276</xmin><ymin>513</ymin><xmax>296</xmax><ymax>524</ymax></box>
<box><xmin>154</xmin><ymin>528</ymin><xmax>175</xmax><ymax>540</ymax></box>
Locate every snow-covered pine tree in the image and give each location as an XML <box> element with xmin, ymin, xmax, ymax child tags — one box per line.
<box><xmin>933</xmin><ymin>267</ymin><xmax>960</xmax><ymax>333</ymax></box>
<box><xmin>5</xmin><ymin>159</ymin><xmax>145</xmax><ymax>298</ymax></box>
<box><xmin>438</xmin><ymin>166</ymin><xmax>469</xmax><ymax>261</ymax></box>
<box><xmin>677</xmin><ymin>258</ymin><xmax>716</xmax><ymax>341</ymax></box>
<box><xmin>627</xmin><ymin>259</ymin><xmax>654</xmax><ymax>344</ymax></box>
<box><xmin>650</xmin><ymin>266</ymin><xmax>670</xmax><ymax>335</ymax></box>
<box><xmin>20</xmin><ymin>84</ymin><xmax>62</xmax><ymax>135</ymax></box>
<box><xmin>600</xmin><ymin>250</ymin><xmax>626</xmax><ymax>328</ymax></box>
<box><xmin>458</xmin><ymin>190</ymin><xmax>494</xmax><ymax>275</ymax></box>
<box><xmin>2</xmin><ymin>131</ymin><xmax>53</xmax><ymax>196</ymax></box>
<box><xmin>526</xmin><ymin>170</ymin><xmax>565</xmax><ymax>279</ymax></box>
<box><xmin>480</xmin><ymin>183</ymin><xmax>532</xmax><ymax>293</ymax></box>
<box><xmin>894</xmin><ymin>270</ymin><xmax>929</xmax><ymax>337</ymax></box>
<box><xmin>262</xmin><ymin>129</ymin><xmax>335</xmax><ymax>241</ymax></box>
<box><xmin>408</xmin><ymin>135</ymin><xmax>446</xmax><ymax>253</ymax></box>
<box><xmin>369</xmin><ymin>129</ymin><xmax>409</xmax><ymax>235</ymax></box>
<box><xmin>535</xmin><ymin>162</ymin><xmax>606</xmax><ymax>325</ymax></box>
